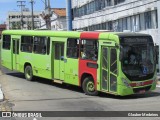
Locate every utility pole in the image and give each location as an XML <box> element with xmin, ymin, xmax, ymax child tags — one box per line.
<box><xmin>17</xmin><ymin>1</ymin><xmax>26</xmax><ymax>29</ymax></box>
<box><xmin>66</xmin><ymin>0</ymin><xmax>72</xmax><ymax>31</ymax></box>
<box><xmin>44</xmin><ymin>0</ymin><xmax>51</xmax><ymax>30</ymax></box>
<box><xmin>48</xmin><ymin>0</ymin><xmax>51</xmax><ymax>30</ymax></box>
<box><xmin>30</xmin><ymin>0</ymin><xmax>34</xmax><ymax>30</ymax></box>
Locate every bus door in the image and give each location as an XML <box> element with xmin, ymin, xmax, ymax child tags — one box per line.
<box><xmin>101</xmin><ymin>46</ymin><xmax>118</xmax><ymax>93</ymax></box>
<box><xmin>12</xmin><ymin>38</ymin><xmax>20</xmax><ymax>71</ymax></box>
<box><xmin>53</xmin><ymin>42</ymin><xmax>65</xmax><ymax>80</ymax></box>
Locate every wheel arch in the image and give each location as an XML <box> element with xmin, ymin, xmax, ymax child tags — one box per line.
<box><xmin>24</xmin><ymin>62</ymin><xmax>32</xmax><ymax>72</ymax></box>
<box><xmin>80</xmin><ymin>73</ymin><xmax>95</xmax><ymax>87</ymax></box>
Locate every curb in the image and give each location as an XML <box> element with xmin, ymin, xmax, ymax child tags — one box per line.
<box><xmin>0</xmin><ymin>85</ymin><xmax>4</xmax><ymax>102</ymax></box>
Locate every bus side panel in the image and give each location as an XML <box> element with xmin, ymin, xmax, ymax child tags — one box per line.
<box><xmin>1</xmin><ymin>49</ymin><xmax>12</xmax><ymax>70</ymax></box>
<box><xmin>19</xmin><ymin>52</ymin><xmax>33</xmax><ymax>73</ymax></box>
<box><xmin>64</xmin><ymin>58</ymin><xmax>79</xmax><ymax>86</ymax></box>
<box><xmin>33</xmin><ymin>54</ymin><xmax>51</xmax><ymax>79</ymax></box>
<box><xmin>1</xmin><ymin>35</ymin><xmax>12</xmax><ymax>70</ymax></box>
<box><xmin>19</xmin><ymin>52</ymin><xmax>52</xmax><ymax>79</ymax></box>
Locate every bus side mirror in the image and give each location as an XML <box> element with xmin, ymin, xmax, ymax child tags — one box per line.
<box><xmin>155</xmin><ymin>45</ymin><xmax>159</xmax><ymax>64</ymax></box>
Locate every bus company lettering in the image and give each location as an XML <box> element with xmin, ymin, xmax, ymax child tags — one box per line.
<box><xmin>12</xmin><ymin>112</ymin><xmax>42</xmax><ymax>118</ymax></box>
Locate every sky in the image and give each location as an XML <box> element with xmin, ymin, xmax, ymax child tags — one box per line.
<box><xmin>0</xmin><ymin>0</ymin><xmax>66</xmax><ymax>24</ymax></box>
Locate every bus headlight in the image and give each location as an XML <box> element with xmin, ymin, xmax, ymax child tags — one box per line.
<box><xmin>122</xmin><ymin>78</ymin><xmax>130</xmax><ymax>88</ymax></box>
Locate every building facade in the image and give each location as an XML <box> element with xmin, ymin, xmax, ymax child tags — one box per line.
<box><xmin>40</xmin><ymin>8</ymin><xmax>67</xmax><ymax>30</ymax></box>
<box><xmin>7</xmin><ymin>10</ymin><xmax>42</xmax><ymax>30</ymax></box>
<box><xmin>72</xmin><ymin>0</ymin><xmax>159</xmax><ymax>41</ymax></box>
<box><xmin>72</xmin><ymin>0</ymin><xmax>160</xmax><ymax>69</ymax></box>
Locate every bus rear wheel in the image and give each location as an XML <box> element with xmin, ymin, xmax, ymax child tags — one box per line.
<box><xmin>82</xmin><ymin>77</ymin><xmax>98</xmax><ymax>96</ymax></box>
<box><xmin>24</xmin><ymin>66</ymin><xmax>33</xmax><ymax>81</ymax></box>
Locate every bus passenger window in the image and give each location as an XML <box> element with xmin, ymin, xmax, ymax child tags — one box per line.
<box><xmin>33</xmin><ymin>36</ymin><xmax>48</xmax><ymax>55</ymax></box>
<box><xmin>67</xmin><ymin>38</ymin><xmax>79</xmax><ymax>59</ymax></box>
<box><xmin>21</xmin><ymin>36</ymin><xmax>33</xmax><ymax>53</ymax></box>
<box><xmin>2</xmin><ymin>35</ymin><xmax>11</xmax><ymax>50</ymax></box>
<box><xmin>81</xmin><ymin>40</ymin><xmax>98</xmax><ymax>61</ymax></box>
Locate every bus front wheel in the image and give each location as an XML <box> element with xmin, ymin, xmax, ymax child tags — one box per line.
<box><xmin>24</xmin><ymin>66</ymin><xmax>33</xmax><ymax>81</ymax></box>
<box><xmin>82</xmin><ymin>77</ymin><xmax>98</xmax><ymax>96</ymax></box>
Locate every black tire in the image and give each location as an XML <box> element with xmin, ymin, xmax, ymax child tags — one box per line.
<box><xmin>24</xmin><ymin>66</ymin><xmax>33</xmax><ymax>81</ymax></box>
<box><xmin>82</xmin><ymin>77</ymin><xmax>98</xmax><ymax>96</ymax></box>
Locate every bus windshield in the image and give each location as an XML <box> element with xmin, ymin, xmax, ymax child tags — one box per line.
<box><xmin>120</xmin><ymin>36</ymin><xmax>155</xmax><ymax>81</ymax></box>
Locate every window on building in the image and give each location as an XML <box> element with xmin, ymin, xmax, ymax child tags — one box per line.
<box><xmin>126</xmin><ymin>17</ymin><xmax>131</xmax><ymax>31</ymax></box>
<box><xmin>122</xmin><ymin>17</ymin><xmax>127</xmax><ymax>31</ymax></box>
<box><xmin>139</xmin><ymin>13</ymin><xmax>145</xmax><ymax>30</ymax></box>
<box><xmin>155</xmin><ymin>10</ymin><xmax>158</xmax><ymax>28</ymax></box>
<box><xmin>2</xmin><ymin>35</ymin><xmax>11</xmax><ymax>50</ymax></box>
<box><xmin>101</xmin><ymin>0</ymin><xmax>106</xmax><ymax>9</ymax></box>
<box><xmin>144</xmin><ymin>11</ymin><xmax>152</xmax><ymax>29</ymax></box>
<box><xmin>84</xmin><ymin>4</ymin><xmax>87</xmax><ymax>15</ymax></box>
<box><xmin>72</xmin><ymin>0</ymin><xmax>114</xmax><ymax>18</ymax></box>
<box><xmin>67</xmin><ymin>38</ymin><xmax>79</xmax><ymax>58</ymax></box>
<box><xmin>33</xmin><ymin>36</ymin><xmax>49</xmax><ymax>54</ymax></box>
<box><xmin>152</xmin><ymin>10</ymin><xmax>158</xmax><ymax>29</ymax></box>
<box><xmin>12</xmin><ymin>16</ymin><xmax>15</xmax><ymax>18</ymax></box>
<box><xmin>106</xmin><ymin>0</ymin><xmax>112</xmax><ymax>6</ymax></box>
<box><xmin>133</xmin><ymin>15</ymin><xmax>137</xmax><ymax>32</ymax></box>
<box><xmin>95</xmin><ymin>0</ymin><xmax>99</xmax><ymax>11</ymax></box>
<box><xmin>81</xmin><ymin>40</ymin><xmax>98</xmax><ymax>61</ymax></box>
<box><xmin>108</xmin><ymin>21</ymin><xmax>113</xmax><ymax>31</ymax></box>
<box><xmin>90</xmin><ymin>1</ymin><xmax>95</xmax><ymax>13</ymax></box>
<box><xmin>102</xmin><ymin>23</ymin><xmax>107</xmax><ymax>30</ymax></box>
<box><xmin>135</xmin><ymin>14</ymin><xmax>140</xmax><ymax>32</ymax></box>
<box><xmin>117</xmin><ymin>19</ymin><xmax>123</xmax><ymax>32</ymax></box>
<box><xmin>21</xmin><ymin>36</ymin><xmax>33</xmax><ymax>53</ymax></box>
<box><xmin>114</xmin><ymin>0</ymin><xmax>125</xmax><ymax>5</ymax></box>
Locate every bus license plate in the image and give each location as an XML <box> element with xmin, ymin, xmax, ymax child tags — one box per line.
<box><xmin>139</xmin><ymin>90</ymin><xmax>146</xmax><ymax>94</ymax></box>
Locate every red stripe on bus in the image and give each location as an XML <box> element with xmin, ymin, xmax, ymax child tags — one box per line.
<box><xmin>80</xmin><ymin>32</ymin><xmax>100</xmax><ymax>39</ymax></box>
<box><xmin>130</xmin><ymin>80</ymin><xmax>153</xmax><ymax>87</ymax></box>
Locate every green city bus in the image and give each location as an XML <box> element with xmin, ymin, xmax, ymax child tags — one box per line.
<box><xmin>0</xmin><ymin>30</ymin><xmax>157</xmax><ymax>96</ymax></box>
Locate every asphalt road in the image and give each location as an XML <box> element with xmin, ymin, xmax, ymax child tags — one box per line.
<box><xmin>0</xmin><ymin>67</ymin><xmax>160</xmax><ymax>120</ymax></box>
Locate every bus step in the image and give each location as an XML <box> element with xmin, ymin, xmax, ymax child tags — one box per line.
<box><xmin>53</xmin><ymin>79</ymin><xmax>63</xmax><ymax>84</ymax></box>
